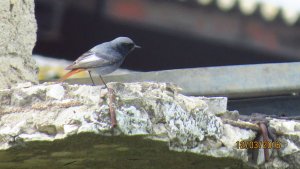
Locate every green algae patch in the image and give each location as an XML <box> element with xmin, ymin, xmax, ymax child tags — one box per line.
<box><xmin>0</xmin><ymin>133</ymin><xmax>254</xmax><ymax>169</ymax></box>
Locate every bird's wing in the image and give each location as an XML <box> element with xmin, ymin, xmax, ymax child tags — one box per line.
<box><xmin>75</xmin><ymin>50</ymin><xmax>95</xmax><ymax>63</ymax></box>
<box><xmin>65</xmin><ymin>50</ymin><xmax>118</xmax><ymax>70</ymax></box>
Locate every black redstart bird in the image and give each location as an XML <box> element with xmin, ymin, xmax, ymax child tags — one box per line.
<box><xmin>59</xmin><ymin>37</ymin><xmax>140</xmax><ymax>86</ymax></box>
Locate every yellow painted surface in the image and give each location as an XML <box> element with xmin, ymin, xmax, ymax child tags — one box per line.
<box><xmin>38</xmin><ymin>66</ymin><xmax>88</xmax><ymax>81</ymax></box>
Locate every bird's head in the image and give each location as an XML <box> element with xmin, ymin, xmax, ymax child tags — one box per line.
<box><xmin>110</xmin><ymin>37</ymin><xmax>140</xmax><ymax>55</ymax></box>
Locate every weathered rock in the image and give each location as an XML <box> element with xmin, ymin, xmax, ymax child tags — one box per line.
<box><xmin>0</xmin><ymin>83</ymin><xmax>228</xmax><ymax>152</ymax></box>
<box><xmin>220</xmin><ymin>124</ymin><xmax>256</xmax><ymax>161</ymax></box>
<box><xmin>0</xmin><ymin>0</ymin><xmax>38</xmax><ymax>89</ymax></box>
<box><xmin>0</xmin><ymin>82</ymin><xmax>299</xmax><ymax>169</ymax></box>
<box><xmin>268</xmin><ymin>119</ymin><xmax>300</xmax><ymax>169</ymax></box>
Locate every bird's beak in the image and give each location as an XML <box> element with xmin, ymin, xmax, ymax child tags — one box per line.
<box><xmin>134</xmin><ymin>45</ymin><xmax>141</xmax><ymax>49</ymax></box>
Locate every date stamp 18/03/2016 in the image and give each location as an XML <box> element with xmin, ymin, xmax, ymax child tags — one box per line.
<box><xmin>236</xmin><ymin>140</ymin><xmax>281</xmax><ymax>149</ymax></box>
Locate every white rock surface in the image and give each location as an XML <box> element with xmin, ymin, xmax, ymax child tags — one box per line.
<box><xmin>0</xmin><ymin>0</ymin><xmax>38</xmax><ymax>89</ymax></box>
<box><xmin>0</xmin><ymin>82</ymin><xmax>228</xmax><ymax>152</ymax></box>
<box><xmin>268</xmin><ymin>119</ymin><xmax>300</xmax><ymax>169</ymax></box>
<box><xmin>0</xmin><ymin>82</ymin><xmax>299</xmax><ymax>169</ymax></box>
<box><xmin>220</xmin><ymin>124</ymin><xmax>256</xmax><ymax>161</ymax></box>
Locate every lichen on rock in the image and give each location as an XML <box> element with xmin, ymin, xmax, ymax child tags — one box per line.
<box><xmin>0</xmin><ymin>82</ymin><xmax>299</xmax><ymax>169</ymax></box>
<box><xmin>0</xmin><ymin>82</ymin><xmax>227</xmax><ymax>155</ymax></box>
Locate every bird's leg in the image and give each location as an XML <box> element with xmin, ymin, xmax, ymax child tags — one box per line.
<box><xmin>99</xmin><ymin>75</ymin><xmax>108</xmax><ymax>89</ymax></box>
<box><xmin>99</xmin><ymin>75</ymin><xmax>117</xmax><ymax>127</ymax></box>
<box><xmin>88</xmin><ymin>70</ymin><xmax>95</xmax><ymax>86</ymax></box>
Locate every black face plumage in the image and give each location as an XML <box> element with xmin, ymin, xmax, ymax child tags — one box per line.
<box><xmin>121</xmin><ymin>42</ymin><xmax>135</xmax><ymax>51</ymax></box>
<box><xmin>110</xmin><ymin>37</ymin><xmax>139</xmax><ymax>56</ymax></box>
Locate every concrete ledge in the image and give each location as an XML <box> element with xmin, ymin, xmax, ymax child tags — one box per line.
<box><xmin>62</xmin><ymin>62</ymin><xmax>300</xmax><ymax>98</ymax></box>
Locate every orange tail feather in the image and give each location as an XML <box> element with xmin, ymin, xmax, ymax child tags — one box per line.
<box><xmin>58</xmin><ymin>69</ymin><xmax>85</xmax><ymax>82</ymax></box>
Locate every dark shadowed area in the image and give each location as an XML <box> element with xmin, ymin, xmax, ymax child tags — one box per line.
<box><xmin>0</xmin><ymin>133</ymin><xmax>255</xmax><ymax>169</ymax></box>
<box><xmin>33</xmin><ymin>0</ymin><xmax>299</xmax><ymax>72</ymax></box>
<box><xmin>33</xmin><ymin>0</ymin><xmax>300</xmax><ymax>115</ymax></box>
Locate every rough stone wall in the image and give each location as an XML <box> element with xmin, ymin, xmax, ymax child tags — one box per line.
<box><xmin>0</xmin><ymin>0</ymin><xmax>38</xmax><ymax>89</ymax></box>
<box><xmin>0</xmin><ymin>82</ymin><xmax>228</xmax><ymax>152</ymax></box>
<box><xmin>0</xmin><ymin>82</ymin><xmax>299</xmax><ymax>169</ymax></box>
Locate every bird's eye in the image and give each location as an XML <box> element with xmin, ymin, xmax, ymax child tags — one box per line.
<box><xmin>123</xmin><ymin>43</ymin><xmax>133</xmax><ymax>47</ymax></box>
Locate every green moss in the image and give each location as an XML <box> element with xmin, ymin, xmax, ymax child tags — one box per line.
<box><xmin>0</xmin><ymin>133</ymin><xmax>254</xmax><ymax>169</ymax></box>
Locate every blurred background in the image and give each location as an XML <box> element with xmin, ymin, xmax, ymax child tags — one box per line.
<box><xmin>33</xmin><ymin>0</ymin><xmax>300</xmax><ymax>115</ymax></box>
<box><xmin>33</xmin><ymin>0</ymin><xmax>300</xmax><ymax>81</ymax></box>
